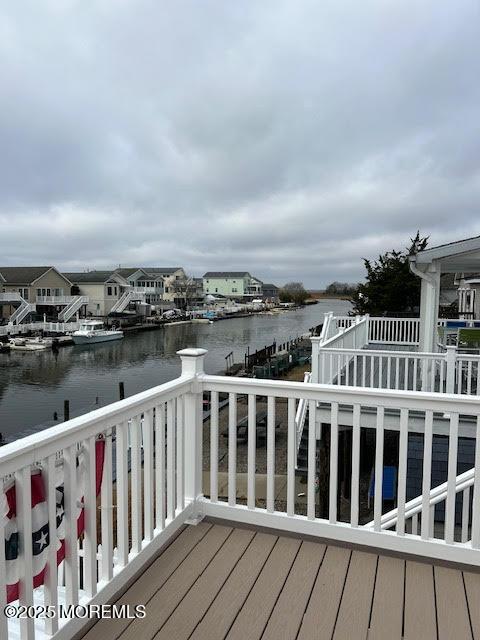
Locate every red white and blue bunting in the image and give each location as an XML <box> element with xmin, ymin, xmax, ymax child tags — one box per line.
<box><xmin>1</xmin><ymin>438</ymin><xmax>105</xmax><ymax>603</ymax></box>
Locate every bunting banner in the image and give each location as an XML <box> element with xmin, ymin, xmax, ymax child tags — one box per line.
<box><xmin>2</xmin><ymin>438</ymin><xmax>105</xmax><ymax>603</ymax></box>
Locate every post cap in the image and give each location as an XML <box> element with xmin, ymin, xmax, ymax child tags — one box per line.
<box><xmin>177</xmin><ymin>348</ymin><xmax>207</xmax><ymax>376</ymax></box>
<box><xmin>176</xmin><ymin>348</ymin><xmax>208</xmax><ymax>357</ymax></box>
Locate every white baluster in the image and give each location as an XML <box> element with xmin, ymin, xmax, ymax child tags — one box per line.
<box><xmin>247</xmin><ymin>394</ymin><xmax>256</xmax><ymax>509</ymax></box>
<box><xmin>228</xmin><ymin>392</ymin><xmax>237</xmax><ymax>506</ymax></box>
<box><xmin>287</xmin><ymin>398</ymin><xmax>296</xmax><ymax>517</ymax></box>
<box><xmin>329</xmin><ymin>402</ymin><xmax>339</xmax><ymax>524</ymax></box>
<box><xmin>210</xmin><ymin>391</ymin><xmax>219</xmax><ymax>503</ymax></box>
<box><xmin>266</xmin><ymin>396</ymin><xmax>275</xmax><ymax>513</ymax></box>
<box><xmin>351</xmin><ymin>404</ymin><xmax>360</xmax><ymax>527</ymax></box>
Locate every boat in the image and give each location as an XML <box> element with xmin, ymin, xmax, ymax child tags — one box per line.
<box><xmin>9</xmin><ymin>337</ymin><xmax>48</xmax><ymax>351</ymax></box>
<box><xmin>72</xmin><ymin>320</ymin><xmax>124</xmax><ymax>344</ymax></box>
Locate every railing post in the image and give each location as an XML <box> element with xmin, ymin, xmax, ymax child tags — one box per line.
<box><xmin>446</xmin><ymin>346</ymin><xmax>456</xmax><ymax>394</ymax></box>
<box><xmin>364</xmin><ymin>314</ymin><xmax>370</xmax><ymax>346</ymax></box>
<box><xmin>311</xmin><ymin>337</ymin><xmax>320</xmax><ymax>383</ymax></box>
<box><xmin>177</xmin><ymin>348</ymin><xmax>207</xmax><ymax>521</ymax></box>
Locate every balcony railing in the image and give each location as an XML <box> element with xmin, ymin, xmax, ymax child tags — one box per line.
<box><xmin>2</xmin><ymin>348</ymin><xmax>480</xmax><ymax>639</ymax></box>
<box><xmin>35</xmin><ymin>296</ymin><xmax>76</xmax><ymax>305</ymax></box>
<box><xmin>0</xmin><ymin>292</ymin><xmax>23</xmax><ymax>303</ymax></box>
<box><xmin>313</xmin><ymin>314</ymin><xmax>480</xmax><ymax>395</ymax></box>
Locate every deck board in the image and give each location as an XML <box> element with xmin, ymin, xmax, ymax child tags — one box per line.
<box><xmin>82</xmin><ymin>522</ymin><xmax>212</xmax><ymax>640</ymax></box>
<box><xmin>404</xmin><ymin>561</ymin><xmax>437</xmax><ymax>640</ymax></box>
<box><xmin>117</xmin><ymin>524</ymin><xmax>232</xmax><ymax>640</ymax></box>
<box><xmin>191</xmin><ymin>532</ymin><xmax>277</xmax><ymax>640</ymax></box>
<box><xmin>463</xmin><ymin>571</ymin><xmax>480</xmax><ymax>638</ymax></box>
<box><xmin>435</xmin><ymin>566</ymin><xmax>472</xmax><ymax>640</ymax></box>
<box><xmin>332</xmin><ymin>550</ymin><xmax>377</xmax><ymax>640</ymax></box>
<box><xmin>368</xmin><ymin>555</ymin><xmax>404</xmax><ymax>640</ymax></box>
<box><xmin>225</xmin><ymin>536</ymin><xmax>301</xmax><ymax>640</ymax></box>
<box><xmin>262</xmin><ymin>541</ymin><xmax>326</xmax><ymax>640</ymax></box>
<box><xmin>297</xmin><ymin>545</ymin><xmax>351</xmax><ymax>640</ymax></box>
<box><xmin>81</xmin><ymin>521</ymin><xmax>474</xmax><ymax>640</ymax></box>
<box><xmin>154</xmin><ymin>527</ymin><xmax>254</xmax><ymax>640</ymax></box>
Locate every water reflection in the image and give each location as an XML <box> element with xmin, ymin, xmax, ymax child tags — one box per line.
<box><xmin>0</xmin><ymin>300</ymin><xmax>350</xmax><ymax>439</ymax></box>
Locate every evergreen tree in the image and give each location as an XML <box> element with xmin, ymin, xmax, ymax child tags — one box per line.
<box><xmin>350</xmin><ymin>232</ymin><xmax>428</xmax><ymax>316</ymax></box>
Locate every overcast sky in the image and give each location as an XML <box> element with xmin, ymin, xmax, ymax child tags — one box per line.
<box><xmin>1</xmin><ymin>1</ymin><xmax>479</xmax><ymax>287</ymax></box>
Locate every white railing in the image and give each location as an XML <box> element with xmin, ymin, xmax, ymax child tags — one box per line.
<box><xmin>316</xmin><ymin>345</ymin><xmax>480</xmax><ymax>395</ymax></box>
<box><xmin>10</xmin><ymin>302</ymin><xmax>36</xmax><ymax>325</ymax></box>
<box><xmin>368</xmin><ymin>317</ymin><xmax>420</xmax><ymax>345</ymax></box>
<box><xmin>109</xmin><ymin>289</ymin><xmax>145</xmax><ymax>314</ymax></box>
<box><xmin>35</xmin><ymin>296</ymin><xmax>76</xmax><ymax>305</ymax></box>
<box><xmin>0</xmin><ymin>353</ymin><xmax>197</xmax><ymax>640</ymax></box>
<box><xmin>0</xmin><ymin>292</ymin><xmax>23</xmax><ymax>303</ymax></box>
<box><xmin>294</xmin><ymin>371</ymin><xmax>311</xmax><ymax>462</ymax></box>
<box><xmin>58</xmin><ymin>296</ymin><xmax>88</xmax><ymax>322</ymax></box>
<box><xmin>366</xmin><ymin>467</ymin><xmax>474</xmax><ymax>543</ymax></box>
<box><xmin>0</xmin><ymin>322</ymin><xmax>79</xmax><ymax>336</ymax></box>
<box><xmin>312</xmin><ymin>315</ymin><xmax>369</xmax><ymax>383</ymax></box>
<box><xmin>4</xmin><ymin>348</ymin><xmax>480</xmax><ymax>639</ymax></box>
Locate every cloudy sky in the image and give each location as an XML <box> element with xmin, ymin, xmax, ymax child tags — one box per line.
<box><xmin>1</xmin><ymin>1</ymin><xmax>479</xmax><ymax>287</ymax></box>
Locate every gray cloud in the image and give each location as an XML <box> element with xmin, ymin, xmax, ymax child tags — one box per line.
<box><xmin>1</xmin><ymin>0</ymin><xmax>480</xmax><ymax>286</ymax></box>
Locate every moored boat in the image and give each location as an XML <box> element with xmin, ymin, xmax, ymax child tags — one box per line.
<box><xmin>9</xmin><ymin>337</ymin><xmax>48</xmax><ymax>351</ymax></box>
<box><xmin>72</xmin><ymin>320</ymin><xmax>124</xmax><ymax>344</ymax></box>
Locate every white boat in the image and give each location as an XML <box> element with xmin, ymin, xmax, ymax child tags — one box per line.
<box><xmin>72</xmin><ymin>320</ymin><xmax>124</xmax><ymax>344</ymax></box>
<box><xmin>9</xmin><ymin>337</ymin><xmax>48</xmax><ymax>351</ymax></box>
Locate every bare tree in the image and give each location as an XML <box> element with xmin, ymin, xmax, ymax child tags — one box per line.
<box><xmin>170</xmin><ymin>274</ymin><xmax>201</xmax><ymax>310</ymax></box>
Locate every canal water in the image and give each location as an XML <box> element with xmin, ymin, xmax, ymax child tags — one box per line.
<box><xmin>0</xmin><ymin>299</ymin><xmax>351</xmax><ymax>442</ymax></box>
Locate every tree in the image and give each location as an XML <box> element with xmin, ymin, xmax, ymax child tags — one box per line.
<box><xmin>350</xmin><ymin>232</ymin><xmax>428</xmax><ymax>316</ymax></box>
<box><xmin>279</xmin><ymin>282</ymin><xmax>308</xmax><ymax>305</ymax></box>
<box><xmin>325</xmin><ymin>281</ymin><xmax>359</xmax><ymax>296</ymax></box>
<box><xmin>170</xmin><ymin>275</ymin><xmax>201</xmax><ymax>311</ymax></box>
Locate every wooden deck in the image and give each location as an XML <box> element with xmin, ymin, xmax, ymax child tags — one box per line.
<box><xmin>81</xmin><ymin>520</ymin><xmax>480</xmax><ymax>640</ymax></box>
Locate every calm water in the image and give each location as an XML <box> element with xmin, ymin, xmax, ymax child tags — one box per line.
<box><xmin>0</xmin><ymin>300</ymin><xmax>350</xmax><ymax>441</ymax></box>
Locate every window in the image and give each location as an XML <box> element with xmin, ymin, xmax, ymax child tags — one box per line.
<box><xmin>107</xmin><ymin>286</ymin><xmax>112</xmax><ymax>296</ymax></box>
<box><xmin>37</xmin><ymin>288</ymin><xmax>41</xmax><ymax>297</ymax></box>
<box><xmin>232</xmin><ymin>288</ymin><xmax>237</xmax><ymax>293</ymax></box>
<box><xmin>215</xmin><ymin>288</ymin><xmax>218</xmax><ymax>293</ymax></box>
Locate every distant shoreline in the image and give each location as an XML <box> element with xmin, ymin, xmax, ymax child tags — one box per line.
<box><xmin>308</xmin><ymin>292</ymin><xmax>352</xmax><ymax>301</ymax></box>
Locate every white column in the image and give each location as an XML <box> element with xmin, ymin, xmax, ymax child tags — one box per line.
<box><xmin>177</xmin><ymin>348</ymin><xmax>207</xmax><ymax>516</ymax></box>
<box><xmin>310</xmin><ymin>337</ymin><xmax>320</xmax><ymax>383</ymax></box>
<box><xmin>419</xmin><ymin>265</ymin><xmax>440</xmax><ymax>353</ymax></box>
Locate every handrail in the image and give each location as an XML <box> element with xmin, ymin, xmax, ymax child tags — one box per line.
<box><xmin>365</xmin><ymin>467</ymin><xmax>475</xmax><ymax>530</ymax></box>
<box><xmin>201</xmin><ymin>373</ymin><xmax>480</xmax><ymax>414</ymax></box>
<box><xmin>294</xmin><ymin>371</ymin><xmax>311</xmax><ymax>460</ymax></box>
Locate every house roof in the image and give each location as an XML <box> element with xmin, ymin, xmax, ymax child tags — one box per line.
<box><xmin>114</xmin><ymin>268</ymin><xmax>143</xmax><ymax>279</ymax></box>
<box><xmin>143</xmin><ymin>267</ymin><xmax>182</xmax><ymax>275</ymax></box>
<box><xmin>0</xmin><ymin>266</ymin><xmax>72</xmax><ymax>286</ymax></box>
<box><xmin>63</xmin><ymin>271</ymin><xmax>118</xmax><ymax>284</ymax></box>
<box><xmin>203</xmin><ymin>271</ymin><xmax>251</xmax><ymax>278</ymax></box>
<box><xmin>262</xmin><ymin>283</ymin><xmax>279</xmax><ymax>290</ymax></box>
<box><xmin>412</xmin><ymin>235</ymin><xmax>480</xmax><ymax>272</ymax></box>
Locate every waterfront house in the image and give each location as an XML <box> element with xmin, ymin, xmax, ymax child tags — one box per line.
<box><xmin>149</xmin><ymin>267</ymin><xmax>186</xmax><ymax>304</ymax></box>
<box><xmin>262</xmin><ymin>283</ymin><xmax>280</xmax><ymax>302</ymax></box>
<box><xmin>114</xmin><ymin>268</ymin><xmax>165</xmax><ymax>306</ymax></box>
<box><xmin>63</xmin><ymin>271</ymin><xmax>133</xmax><ymax>317</ymax></box>
<box><xmin>5</xmin><ymin>237</ymin><xmax>480</xmax><ymax>640</ymax></box>
<box><xmin>203</xmin><ymin>271</ymin><xmax>263</xmax><ymax>300</ymax></box>
<box><xmin>0</xmin><ymin>266</ymin><xmax>85</xmax><ymax>324</ymax></box>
